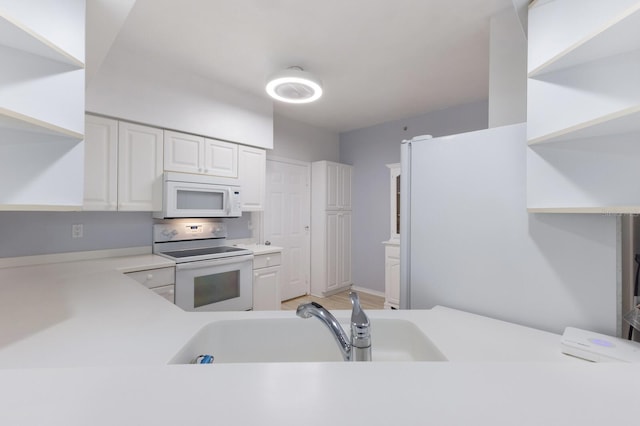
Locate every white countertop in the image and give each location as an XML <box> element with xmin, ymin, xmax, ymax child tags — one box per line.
<box><xmin>0</xmin><ymin>253</ymin><xmax>636</xmax><ymax>425</ymax></box>
<box><xmin>234</xmin><ymin>242</ymin><xmax>283</xmax><ymax>255</ymax></box>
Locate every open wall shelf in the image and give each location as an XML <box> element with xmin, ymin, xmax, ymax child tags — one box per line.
<box><xmin>0</xmin><ymin>12</ymin><xmax>84</xmax><ymax>68</ymax></box>
<box><xmin>529</xmin><ymin>5</ymin><xmax>640</xmax><ymax>77</ymax></box>
<box><xmin>528</xmin><ymin>106</ymin><xmax>640</xmax><ymax>145</ymax></box>
<box><xmin>527</xmin><ymin>206</ymin><xmax>640</xmax><ymax>214</ymax></box>
<box><xmin>0</xmin><ymin>107</ymin><xmax>84</xmax><ymax>141</ymax></box>
<box><xmin>526</xmin><ymin>0</ymin><xmax>640</xmax><ymax>213</ymax></box>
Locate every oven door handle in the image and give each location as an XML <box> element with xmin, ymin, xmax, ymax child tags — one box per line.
<box><xmin>175</xmin><ymin>254</ymin><xmax>254</xmax><ymax>271</ymax></box>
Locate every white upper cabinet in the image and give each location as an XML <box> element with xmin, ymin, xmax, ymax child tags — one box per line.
<box><xmin>83</xmin><ymin>115</ymin><xmax>118</xmax><ymax>211</ymax></box>
<box><xmin>203</xmin><ymin>139</ymin><xmax>238</xmax><ymax>178</ymax></box>
<box><xmin>527</xmin><ymin>0</ymin><xmax>640</xmax><ymax>213</ymax></box>
<box><xmin>164</xmin><ymin>130</ymin><xmax>238</xmax><ymax>178</ymax></box>
<box><xmin>163</xmin><ymin>130</ymin><xmax>204</xmax><ymax>174</ymax></box>
<box><xmin>118</xmin><ymin>122</ymin><xmax>164</xmax><ymax>211</ymax></box>
<box><xmin>238</xmin><ymin>145</ymin><xmax>266</xmax><ymax>211</ymax></box>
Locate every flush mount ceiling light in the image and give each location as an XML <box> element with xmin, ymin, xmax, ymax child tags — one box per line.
<box><xmin>265</xmin><ymin>66</ymin><xmax>323</xmax><ymax>104</ymax></box>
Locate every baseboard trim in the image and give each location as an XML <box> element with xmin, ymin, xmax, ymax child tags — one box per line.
<box><xmin>351</xmin><ymin>285</ymin><xmax>385</xmax><ymax>298</ymax></box>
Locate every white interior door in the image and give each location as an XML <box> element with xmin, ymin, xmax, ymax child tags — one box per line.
<box><xmin>265</xmin><ymin>158</ymin><xmax>310</xmax><ymax>301</ymax></box>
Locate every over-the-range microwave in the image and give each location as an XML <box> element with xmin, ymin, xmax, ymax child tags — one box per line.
<box><xmin>154</xmin><ymin>172</ymin><xmax>242</xmax><ymax>219</ymax></box>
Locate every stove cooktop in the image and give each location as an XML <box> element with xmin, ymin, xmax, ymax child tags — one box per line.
<box><xmin>160</xmin><ymin>246</ymin><xmax>247</xmax><ymax>259</ymax></box>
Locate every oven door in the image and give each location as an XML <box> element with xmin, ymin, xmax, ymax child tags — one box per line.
<box><xmin>174</xmin><ymin>254</ymin><xmax>253</xmax><ymax>311</ymax></box>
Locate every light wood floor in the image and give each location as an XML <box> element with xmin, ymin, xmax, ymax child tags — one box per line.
<box><xmin>281</xmin><ymin>289</ymin><xmax>384</xmax><ymax>311</ymax></box>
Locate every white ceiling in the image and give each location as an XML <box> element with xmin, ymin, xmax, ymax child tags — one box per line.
<box><xmin>92</xmin><ymin>0</ymin><xmax>513</xmax><ymax>133</ymax></box>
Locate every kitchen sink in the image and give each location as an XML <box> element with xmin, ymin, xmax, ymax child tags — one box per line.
<box><xmin>169</xmin><ymin>318</ymin><xmax>447</xmax><ymax>364</ymax></box>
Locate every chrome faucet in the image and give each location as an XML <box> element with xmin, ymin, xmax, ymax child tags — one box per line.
<box><xmin>296</xmin><ymin>291</ymin><xmax>371</xmax><ymax>361</ymax></box>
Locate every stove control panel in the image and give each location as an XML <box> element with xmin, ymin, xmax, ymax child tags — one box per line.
<box><xmin>153</xmin><ymin>222</ymin><xmax>228</xmax><ymax>242</ymax></box>
<box><xmin>186</xmin><ymin>224</ymin><xmax>204</xmax><ymax>234</ymax></box>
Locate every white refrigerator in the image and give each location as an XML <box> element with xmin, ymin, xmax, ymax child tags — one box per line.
<box><xmin>400</xmin><ymin>123</ymin><xmax>618</xmax><ymax>335</ymax></box>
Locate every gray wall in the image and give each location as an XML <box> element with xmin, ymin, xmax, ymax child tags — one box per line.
<box><xmin>488</xmin><ymin>6</ymin><xmax>527</xmax><ymax>128</ymax></box>
<box><xmin>0</xmin><ymin>212</ymin><xmax>251</xmax><ymax>258</ymax></box>
<box><xmin>271</xmin><ymin>113</ymin><xmax>340</xmax><ymax>163</ymax></box>
<box><xmin>340</xmin><ymin>100</ymin><xmax>489</xmax><ymax>293</ymax></box>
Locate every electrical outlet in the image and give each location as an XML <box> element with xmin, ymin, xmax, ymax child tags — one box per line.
<box><xmin>72</xmin><ymin>224</ymin><xmax>83</xmax><ymax>239</ymax></box>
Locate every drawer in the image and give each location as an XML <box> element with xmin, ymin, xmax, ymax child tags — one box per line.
<box><xmin>151</xmin><ymin>284</ymin><xmax>175</xmax><ymax>304</ymax></box>
<box><xmin>253</xmin><ymin>252</ymin><xmax>282</xmax><ymax>269</ymax></box>
<box><xmin>125</xmin><ymin>267</ymin><xmax>175</xmax><ymax>289</ymax></box>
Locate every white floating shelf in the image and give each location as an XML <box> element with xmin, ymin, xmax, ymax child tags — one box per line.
<box><xmin>529</xmin><ymin>5</ymin><xmax>640</xmax><ymax>78</ymax></box>
<box><xmin>528</xmin><ymin>106</ymin><xmax>640</xmax><ymax>145</ymax></box>
<box><xmin>0</xmin><ymin>204</ymin><xmax>81</xmax><ymax>212</ymax></box>
<box><xmin>0</xmin><ymin>11</ymin><xmax>84</xmax><ymax>68</ymax></box>
<box><xmin>528</xmin><ymin>206</ymin><xmax>640</xmax><ymax>214</ymax></box>
<box><xmin>0</xmin><ymin>107</ymin><xmax>84</xmax><ymax>141</ymax></box>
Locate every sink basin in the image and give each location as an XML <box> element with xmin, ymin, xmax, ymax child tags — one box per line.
<box><xmin>169</xmin><ymin>318</ymin><xmax>447</xmax><ymax>364</ymax></box>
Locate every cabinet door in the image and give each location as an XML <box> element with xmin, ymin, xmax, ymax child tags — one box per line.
<box><xmin>326</xmin><ymin>212</ymin><xmax>339</xmax><ymax>291</ymax></box>
<box><xmin>326</xmin><ymin>162</ymin><xmax>340</xmax><ymax>210</ymax></box>
<box><xmin>118</xmin><ymin>122</ymin><xmax>164</xmax><ymax>211</ymax></box>
<box><xmin>339</xmin><ymin>165</ymin><xmax>352</xmax><ymax>210</ymax></box>
<box><xmin>338</xmin><ymin>212</ymin><xmax>352</xmax><ymax>287</ymax></box>
<box><xmin>385</xmin><ymin>245</ymin><xmax>400</xmax><ymax>307</ymax></box>
<box><xmin>164</xmin><ymin>130</ymin><xmax>204</xmax><ymax>174</ymax></box>
<box><xmin>252</xmin><ymin>265</ymin><xmax>281</xmax><ymax>310</ymax></box>
<box><xmin>203</xmin><ymin>138</ymin><xmax>238</xmax><ymax>177</ymax></box>
<box><xmin>83</xmin><ymin>115</ymin><xmax>118</xmax><ymax>211</ymax></box>
<box><xmin>151</xmin><ymin>285</ymin><xmax>175</xmax><ymax>304</ymax></box>
<box><xmin>238</xmin><ymin>146</ymin><xmax>266</xmax><ymax>211</ymax></box>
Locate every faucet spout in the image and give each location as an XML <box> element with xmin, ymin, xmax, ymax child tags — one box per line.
<box><xmin>296</xmin><ymin>291</ymin><xmax>372</xmax><ymax>362</ymax></box>
<box><xmin>296</xmin><ymin>301</ymin><xmax>351</xmax><ymax>361</ymax></box>
<box><xmin>349</xmin><ymin>292</ymin><xmax>372</xmax><ymax>361</ymax></box>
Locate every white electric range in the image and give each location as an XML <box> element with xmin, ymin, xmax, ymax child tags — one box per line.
<box><xmin>153</xmin><ymin>222</ymin><xmax>253</xmax><ymax>311</ymax></box>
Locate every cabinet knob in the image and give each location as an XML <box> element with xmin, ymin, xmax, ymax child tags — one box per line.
<box><xmin>254</xmin><ymin>273</ymin><xmax>258</xmax><ymax>278</ymax></box>
<box><xmin>266</xmin><ymin>257</ymin><xmax>271</xmax><ymax>262</ymax></box>
<box><xmin>146</xmin><ymin>274</ymin><xmax>153</xmax><ymax>280</ymax></box>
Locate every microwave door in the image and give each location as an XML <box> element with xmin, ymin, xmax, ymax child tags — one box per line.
<box><xmin>165</xmin><ymin>182</ymin><xmax>229</xmax><ymax>217</ymax></box>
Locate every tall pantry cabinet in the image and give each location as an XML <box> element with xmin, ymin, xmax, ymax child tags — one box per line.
<box><xmin>311</xmin><ymin>161</ymin><xmax>353</xmax><ymax>297</ymax></box>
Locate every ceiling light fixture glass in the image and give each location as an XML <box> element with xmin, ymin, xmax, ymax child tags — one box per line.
<box><xmin>265</xmin><ymin>66</ymin><xmax>323</xmax><ymax>104</ymax></box>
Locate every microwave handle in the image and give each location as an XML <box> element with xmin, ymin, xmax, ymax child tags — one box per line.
<box><xmin>227</xmin><ymin>188</ymin><xmax>233</xmax><ymax>215</ymax></box>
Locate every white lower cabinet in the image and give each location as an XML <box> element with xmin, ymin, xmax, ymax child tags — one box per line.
<box><xmin>125</xmin><ymin>266</ymin><xmax>176</xmax><ymax>304</ymax></box>
<box><xmin>84</xmin><ymin>115</ymin><xmax>164</xmax><ymax>212</ymax></box>
<box><xmin>383</xmin><ymin>242</ymin><xmax>400</xmax><ymax>309</ymax></box>
<box><xmin>252</xmin><ymin>252</ymin><xmax>281</xmax><ymax>310</ymax></box>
